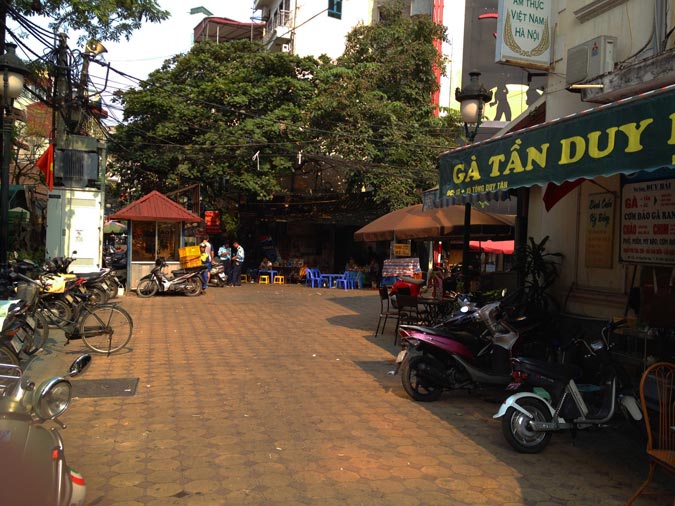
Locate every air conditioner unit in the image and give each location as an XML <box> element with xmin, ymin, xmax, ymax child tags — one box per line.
<box><xmin>281</xmin><ymin>43</ymin><xmax>290</xmax><ymax>53</ymax></box>
<box><xmin>566</xmin><ymin>35</ymin><xmax>617</xmax><ymax>84</ymax></box>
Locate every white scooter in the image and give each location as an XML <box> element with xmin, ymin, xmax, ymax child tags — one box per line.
<box><xmin>0</xmin><ymin>354</ymin><xmax>91</xmax><ymax>505</ymax></box>
<box><xmin>494</xmin><ymin>320</ymin><xmax>642</xmax><ymax>453</ymax></box>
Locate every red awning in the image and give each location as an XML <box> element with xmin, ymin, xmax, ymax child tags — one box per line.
<box><xmin>469</xmin><ymin>240</ymin><xmax>514</xmax><ymax>254</ymax></box>
<box><xmin>109</xmin><ymin>190</ymin><xmax>202</xmax><ymax>222</ymax></box>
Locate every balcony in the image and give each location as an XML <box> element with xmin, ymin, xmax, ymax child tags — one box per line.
<box><xmin>263</xmin><ymin>9</ymin><xmax>292</xmax><ymax>46</ymax></box>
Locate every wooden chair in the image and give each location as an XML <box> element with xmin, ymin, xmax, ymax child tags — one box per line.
<box><xmin>626</xmin><ymin>361</ymin><xmax>675</xmax><ymax>505</ymax></box>
<box><xmin>375</xmin><ymin>287</ymin><xmax>398</xmax><ymax>336</ymax></box>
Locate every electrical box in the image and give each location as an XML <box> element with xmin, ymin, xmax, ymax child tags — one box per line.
<box><xmin>566</xmin><ymin>35</ymin><xmax>617</xmax><ymax>84</ymax></box>
<box><xmin>46</xmin><ymin>187</ymin><xmax>103</xmax><ymax>273</ymax></box>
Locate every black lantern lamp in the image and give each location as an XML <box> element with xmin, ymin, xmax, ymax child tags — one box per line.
<box><xmin>455</xmin><ymin>70</ymin><xmax>493</xmax><ymax>143</ymax></box>
<box><xmin>0</xmin><ymin>42</ymin><xmax>29</xmax><ymax>297</ymax></box>
<box><xmin>454</xmin><ymin>70</ymin><xmax>492</xmax><ymax>290</ymax></box>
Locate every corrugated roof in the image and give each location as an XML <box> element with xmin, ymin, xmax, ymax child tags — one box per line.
<box><xmin>109</xmin><ymin>190</ymin><xmax>203</xmax><ymax>222</ymax></box>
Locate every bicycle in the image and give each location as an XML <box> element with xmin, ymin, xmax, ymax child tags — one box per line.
<box><xmin>13</xmin><ymin>273</ymin><xmax>134</xmax><ymax>355</ymax></box>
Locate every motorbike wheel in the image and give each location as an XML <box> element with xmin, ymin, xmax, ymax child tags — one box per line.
<box><xmin>41</xmin><ymin>299</ymin><xmax>72</xmax><ymax>326</ymax></box>
<box><xmin>501</xmin><ymin>397</ymin><xmax>553</xmax><ymax>453</ymax></box>
<box><xmin>0</xmin><ymin>345</ymin><xmax>20</xmax><ymax>366</ymax></box>
<box><xmin>400</xmin><ymin>355</ymin><xmax>443</xmax><ymax>402</ymax></box>
<box><xmin>105</xmin><ymin>276</ymin><xmax>120</xmax><ymax>300</ymax></box>
<box><xmin>136</xmin><ymin>279</ymin><xmax>158</xmax><ymax>298</ymax></box>
<box><xmin>86</xmin><ymin>286</ymin><xmax>110</xmax><ymax>306</ymax></box>
<box><xmin>184</xmin><ymin>277</ymin><xmax>202</xmax><ymax>297</ymax></box>
<box><xmin>23</xmin><ymin>311</ymin><xmax>50</xmax><ymax>355</ymax></box>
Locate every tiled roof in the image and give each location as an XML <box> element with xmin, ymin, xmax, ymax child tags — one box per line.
<box><xmin>109</xmin><ymin>190</ymin><xmax>202</xmax><ymax>222</ymax></box>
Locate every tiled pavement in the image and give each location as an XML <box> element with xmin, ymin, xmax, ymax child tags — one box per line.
<box><xmin>27</xmin><ymin>284</ymin><xmax>674</xmax><ymax>506</ymax></box>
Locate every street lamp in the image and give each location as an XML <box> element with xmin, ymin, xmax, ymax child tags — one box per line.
<box><xmin>455</xmin><ymin>70</ymin><xmax>492</xmax><ymax>289</ymax></box>
<box><xmin>0</xmin><ymin>42</ymin><xmax>29</xmax><ymax>297</ymax></box>
<box><xmin>455</xmin><ymin>70</ymin><xmax>492</xmax><ymax>143</ymax></box>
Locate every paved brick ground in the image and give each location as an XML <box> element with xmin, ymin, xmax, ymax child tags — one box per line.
<box><xmin>27</xmin><ymin>284</ymin><xmax>674</xmax><ymax>505</ymax></box>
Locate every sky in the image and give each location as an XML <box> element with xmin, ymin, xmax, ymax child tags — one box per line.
<box><xmin>98</xmin><ymin>1</ymin><xmax>260</xmax><ymax>85</ymax></box>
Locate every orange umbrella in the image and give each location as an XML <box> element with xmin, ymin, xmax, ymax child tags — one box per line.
<box><xmin>354</xmin><ymin>204</ymin><xmax>511</xmax><ymax>241</ymax></box>
<box><xmin>470</xmin><ymin>240</ymin><xmax>515</xmax><ymax>254</ymax></box>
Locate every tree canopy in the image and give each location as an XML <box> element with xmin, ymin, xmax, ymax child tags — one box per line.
<box><xmin>2</xmin><ymin>0</ymin><xmax>169</xmax><ymax>45</ymax></box>
<box><xmin>109</xmin><ymin>2</ymin><xmax>461</xmax><ymax>226</ymax></box>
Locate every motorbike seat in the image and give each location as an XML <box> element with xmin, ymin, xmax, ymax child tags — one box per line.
<box><xmin>513</xmin><ymin>356</ymin><xmax>582</xmax><ymax>382</ymax></box>
<box><xmin>404</xmin><ymin>325</ymin><xmax>483</xmax><ymax>347</ymax></box>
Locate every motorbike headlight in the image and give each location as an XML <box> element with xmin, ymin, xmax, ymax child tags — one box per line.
<box><xmin>34</xmin><ymin>378</ymin><xmax>72</xmax><ymax>420</ymax></box>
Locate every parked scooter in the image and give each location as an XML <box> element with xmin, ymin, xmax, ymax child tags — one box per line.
<box><xmin>493</xmin><ymin>319</ymin><xmax>642</xmax><ymax>453</ymax></box>
<box><xmin>0</xmin><ymin>354</ymin><xmax>91</xmax><ymax>505</ymax></box>
<box><xmin>394</xmin><ymin>297</ymin><xmax>552</xmax><ymax>402</ymax></box>
<box><xmin>208</xmin><ymin>260</ymin><xmax>228</xmax><ymax>287</ymax></box>
<box><xmin>135</xmin><ymin>258</ymin><xmax>203</xmax><ymax>297</ymax></box>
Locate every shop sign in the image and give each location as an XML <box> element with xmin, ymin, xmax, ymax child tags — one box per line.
<box><xmin>620</xmin><ymin>177</ymin><xmax>675</xmax><ymax>265</ymax></box>
<box><xmin>393</xmin><ymin>243</ymin><xmax>411</xmax><ymax>257</ymax></box>
<box><xmin>496</xmin><ymin>0</ymin><xmax>552</xmax><ymax>69</ymax></box>
<box><xmin>585</xmin><ymin>192</ymin><xmax>614</xmax><ymax>268</ymax></box>
<box><xmin>440</xmin><ymin>86</ymin><xmax>675</xmax><ymax>199</ymax></box>
<box><xmin>204</xmin><ymin>210</ymin><xmax>220</xmax><ymax>234</ymax></box>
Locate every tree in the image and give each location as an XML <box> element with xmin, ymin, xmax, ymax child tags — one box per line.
<box><xmin>1</xmin><ymin>0</ymin><xmax>169</xmax><ymax>48</ymax></box>
<box><xmin>110</xmin><ymin>40</ymin><xmax>319</xmax><ymax>229</ymax></box>
<box><xmin>306</xmin><ymin>1</ymin><xmax>461</xmax><ymax>210</ymax></box>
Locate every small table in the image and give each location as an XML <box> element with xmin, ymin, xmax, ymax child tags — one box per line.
<box><xmin>321</xmin><ymin>273</ymin><xmax>343</xmax><ymax>288</ymax></box>
<box><xmin>417</xmin><ymin>297</ymin><xmax>455</xmax><ymax>324</ymax></box>
<box><xmin>259</xmin><ymin>270</ymin><xmax>277</xmax><ymax>283</ymax></box>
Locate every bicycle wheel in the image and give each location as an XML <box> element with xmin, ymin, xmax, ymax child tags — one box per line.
<box><xmin>79</xmin><ymin>305</ymin><xmax>133</xmax><ymax>354</ymax></box>
<box><xmin>23</xmin><ymin>311</ymin><xmax>49</xmax><ymax>355</ymax></box>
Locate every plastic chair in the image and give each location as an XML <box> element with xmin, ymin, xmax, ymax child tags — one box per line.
<box><xmin>335</xmin><ymin>271</ymin><xmax>354</xmax><ymax>290</ymax></box>
<box><xmin>626</xmin><ymin>361</ymin><xmax>675</xmax><ymax>505</ymax></box>
<box><xmin>375</xmin><ymin>286</ymin><xmax>399</xmax><ymax>336</ymax></box>
<box><xmin>306</xmin><ymin>268</ymin><xmax>322</xmax><ymax>288</ymax></box>
<box><xmin>258</xmin><ymin>275</ymin><xmax>270</xmax><ymax>284</ymax></box>
<box><xmin>273</xmin><ymin>275</ymin><xmax>285</xmax><ymax>284</ymax></box>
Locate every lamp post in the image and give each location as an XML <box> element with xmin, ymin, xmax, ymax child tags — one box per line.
<box><xmin>0</xmin><ymin>42</ymin><xmax>29</xmax><ymax>297</ymax></box>
<box><xmin>455</xmin><ymin>70</ymin><xmax>492</xmax><ymax>288</ymax></box>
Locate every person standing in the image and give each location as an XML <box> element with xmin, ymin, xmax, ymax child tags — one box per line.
<box><xmin>231</xmin><ymin>240</ymin><xmax>245</xmax><ymax>286</ymax></box>
<box><xmin>199</xmin><ymin>243</ymin><xmax>211</xmax><ymax>292</ymax></box>
<box><xmin>218</xmin><ymin>241</ymin><xmax>232</xmax><ymax>284</ymax></box>
<box><xmin>200</xmin><ymin>236</ymin><xmax>214</xmax><ymax>285</ymax></box>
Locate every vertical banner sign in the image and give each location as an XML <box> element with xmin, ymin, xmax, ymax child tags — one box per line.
<box><xmin>620</xmin><ymin>178</ymin><xmax>675</xmax><ymax>265</ymax></box>
<box><xmin>585</xmin><ymin>192</ymin><xmax>614</xmax><ymax>268</ymax></box>
<box><xmin>496</xmin><ymin>0</ymin><xmax>552</xmax><ymax>69</ymax></box>
<box><xmin>204</xmin><ymin>211</ymin><xmax>221</xmax><ymax>234</ymax></box>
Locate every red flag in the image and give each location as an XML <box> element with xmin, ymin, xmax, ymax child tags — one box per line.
<box><xmin>36</xmin><ymin>143</ymin><xmax>54</xmax><ymax>191</ymax></box>
<box><xmin>542</xmin><ymin>179</ymin><xmax>585</xmax><ymax>212</ymax></box>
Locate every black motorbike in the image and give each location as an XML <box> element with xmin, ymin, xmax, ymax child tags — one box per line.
<box><xmin>135</xmin><ymin>258</ymin><xmax>203</xmax><ymax>297</ymax></box>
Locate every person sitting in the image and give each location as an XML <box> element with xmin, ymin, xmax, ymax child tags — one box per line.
<box><xmin>259</xmin><ymin>257</ymin><xmax>273</xmax><ymax>271</ymax></box>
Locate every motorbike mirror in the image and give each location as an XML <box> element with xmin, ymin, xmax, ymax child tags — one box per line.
<box><xmin>68</xmin><ymin>354</ymin><xmax>92</xmax><ymax>377</ymax></box>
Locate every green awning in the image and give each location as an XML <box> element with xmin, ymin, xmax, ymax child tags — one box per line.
<box><xmin>440</xmin><ymin>85</ymin><xmax>675</xmax><ymax>199</ymax></box>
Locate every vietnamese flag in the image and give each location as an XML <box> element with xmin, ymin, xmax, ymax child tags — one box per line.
<box><xmin>36</xmin><ymin>143</ymin><xmax>54</xmax><ymax>191</ymax></box>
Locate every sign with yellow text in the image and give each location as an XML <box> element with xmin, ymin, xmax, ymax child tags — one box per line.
<box><xmin>440</xmin><ymin>86</ymin><xmax>675</xmax><ymax>199</ymax></box>
<box><xmin>585</xmin><ymin>192</ymin><xmax>614</xmax><ymax>268</ymax></box>
<box><xmin>393</xmin><ymin>243</ymin><xmax>411</xmax><ymax>257</ymax></box>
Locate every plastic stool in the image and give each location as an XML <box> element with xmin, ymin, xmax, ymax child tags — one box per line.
<box><xmin>240</xmin><ymin>274</ymin><xmax>249</xmax><ymax>284</ymax></box>
<box><xmin>273</xmin><ymin>275</ymin><xmax>285</xmax><ymax>285</ymax></box>
<box><xmin>258</xmin><ymin>275</ymin><xmax>270</xmax><ymax>284</ymax></box>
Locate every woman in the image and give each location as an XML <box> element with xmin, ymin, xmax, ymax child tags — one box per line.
<box><xmin>199</xmin><ymin>243</ymin><xmax>211</xmax><ymax>292</ymax></box>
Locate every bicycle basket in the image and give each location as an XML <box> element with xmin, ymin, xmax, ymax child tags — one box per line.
<box><xmin>15</xmin><ymin>282</ymin><xmax>39</xmax><ymax>306</ymax></box>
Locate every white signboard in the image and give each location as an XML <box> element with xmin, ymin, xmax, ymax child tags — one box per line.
<box><xmin>496</xmin><ymin>0</ymin><xmax>552</xmax><ymax>69</ymax></box>
<box><xmin>620</xmin><ymin>178</ymin><xmax>675</xmax><ymax>265</ymax></box>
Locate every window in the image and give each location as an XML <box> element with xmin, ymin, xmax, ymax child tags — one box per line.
<box><xmin>131</xmin><ymin>221</ymin><xmax>181</xmax><ymax>261</ymax></box>
<box><xmin>328</xmin><ymin>0</ymin><xmax>342</xmax><ymax>19</ymax></box>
